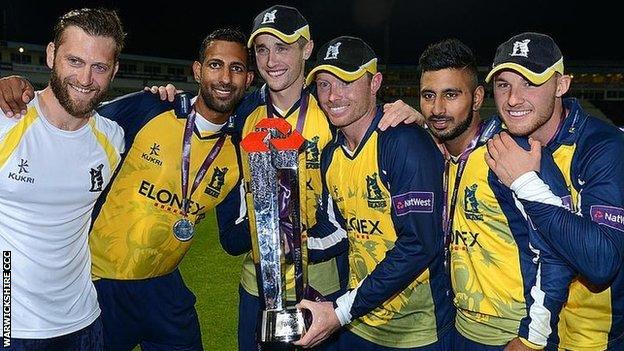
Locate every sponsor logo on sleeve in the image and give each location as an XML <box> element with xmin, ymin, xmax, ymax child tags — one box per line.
<box><xmin>392</xmin><ymin>191</ymin><xmax>434</xmax><ymax>216</ymax></box>
<box><xmin>591</xmin><ymin>205</ymin><xmax>624</xmax><ymax>232</ymax></box>
<box><xmin>561</xmin><ymin>195</ymin><xmax>572</xmax><ymax>211</ymax></box>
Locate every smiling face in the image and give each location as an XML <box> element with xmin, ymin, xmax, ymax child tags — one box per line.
<box><xmin>193</xmin><ymin>40</ymin><xmax>253</xmax><ymax>115</ymax></box>
<box><xmin>315</xmin><ymin>71</ymin><xmax>380</xmax><ymax>130</ymax></box>
<box><xmin>492</xmin><ymin>70</ymin><xmax>570</xmax><ymax>141</ymax></box>
<box><xmin>420</xmin><ymin>68</ymin><xmax>481</xmax><ymax>141</ymax></box>
<box><xmin>48</xmin><ymin>25</ymin><xmax>118</xmax><ymax>118</ymax></box>
<box><xmin>253</xmin><ymin>34</ymin><xmax>312</xmax><ymax>94</ymax></box>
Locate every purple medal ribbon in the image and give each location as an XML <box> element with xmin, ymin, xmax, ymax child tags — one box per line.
<box><xmin>180</xmin><ymin>110</ymin><xmax>226</xmax><ymax>216</ymax></box>
<box><xmin>265</xmin><ymin>85</ymin><xmax>310</xmax><ymax>133</ymax></box>
<box><xmin>442</xmin><ymin>121</ymin><xmax>485</xmax><ymax>275</ymax></box>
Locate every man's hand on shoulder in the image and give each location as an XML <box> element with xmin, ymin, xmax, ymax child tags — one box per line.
<box><xmin>0</xmin><ymin>75</ymin><xmax>35</xmax><ymax>118</ymax></box>
<box><xmin>379</xmin><ymin>99</ymin><xmax>425</xmax><ymax>131</ymax></box>
<box><xmin>144</xmin><ymin>83</ymin><xmax>182</xmax><ymax>102</ymax></box>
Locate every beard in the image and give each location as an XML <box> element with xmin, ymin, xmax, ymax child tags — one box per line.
<box><xmin>200</xmin><ymin>83</ymin><xmax>245</xmax><ymax>114</ymax></box>
<box><xmin>429</xmin><ymin>109</ymin><xmax>474</xmax><ymax>142</ymax></box>
<box><xmin>502</xmin><ymin>100</ymin><xmax>555</xmax><ymax>138</ymax></box>
<box><xmin>50</xmin><ymin>69</ymin><xmax>108</xmax><ymax>118</ymax></box>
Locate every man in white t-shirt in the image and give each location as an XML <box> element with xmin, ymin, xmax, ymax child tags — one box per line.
<box><xmin>0</xmin><ymin>8</ymin><xmax>125</xmax><ymax>350</ymax></box>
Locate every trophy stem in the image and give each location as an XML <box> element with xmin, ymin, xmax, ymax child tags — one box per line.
<box><xmin>242</xmin><ymin>119</ymin><xmax>308</xmax><ymax>345</ymax></box>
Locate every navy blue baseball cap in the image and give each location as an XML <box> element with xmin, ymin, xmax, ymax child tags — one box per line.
<box><xmin>486</xmin><ymin>32</ymin><xmax>564</xmax><ymax>85</ymax></box>
<box><xmin>248</xmin><ymin>5</ymin><xmax>310</xmax><ymax>48</ymax></box>
<box><xmin>306</xmin><ymin>36</ymin><xmax>377</xmax><ymax>85</ymax></box>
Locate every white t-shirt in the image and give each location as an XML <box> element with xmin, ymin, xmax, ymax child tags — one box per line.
<box><xmin>190</xmin><ymin>96</ymin><xmax>226</xmax><ymax>133</ymax></box>
<box><xmin>0</xmin><ymin>92</ymin><xmax>124</xmax><ymax>338</ymax></box>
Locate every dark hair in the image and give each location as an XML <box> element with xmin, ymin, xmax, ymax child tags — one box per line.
<box><xmin>199</xmin><ymin>28</ymin><xmax>248</xmax><ymax>63</ymax></box>
<box><xmin>54</xmin><ymin>8</ymin><xmax>125</xmax><ymax>61</ymax></box>
<box><xmin>418</xmin><ymin>38</ymin><xmax>479</xmax><ymax>87</ymax></box>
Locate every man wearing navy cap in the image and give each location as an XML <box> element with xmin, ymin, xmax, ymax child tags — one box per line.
<box><xmin>294</xmin><ymin>36</ymin><xmax>454</xmax><ymax>350</ymax></box>
<box><xmin>485</xmin><ymin>32</ymin><xmax>624</xmax><ymax>350</ymax></box>
<box><xmin>215</xmin><ymin>5</ymin><xmax>422</xmax><ymax>350</ymax></box>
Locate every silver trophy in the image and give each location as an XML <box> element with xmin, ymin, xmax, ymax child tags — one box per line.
<box><xmin>241</xmin><ymin>118</ymin><xmax>307</xmax><ymax>344</ymax></box>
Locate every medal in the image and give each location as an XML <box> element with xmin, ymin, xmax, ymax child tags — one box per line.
<box><xmin>173</xmin><ymin>218</ymin><xmax>195</xmax><ymax>241</ymax></box>
<box><xmin>174</xmin><ymin>92</ymin><xmax>227</xmax><ymax>241</ymax></box>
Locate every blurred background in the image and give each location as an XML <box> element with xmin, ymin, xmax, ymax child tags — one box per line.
<box><xmin>2</xmin><ymin>0</ymin><xmax>624</xmax><ymax>124</ymax></box>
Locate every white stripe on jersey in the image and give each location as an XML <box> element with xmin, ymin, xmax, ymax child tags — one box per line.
<box><xmin>307</xmin><ymin>196</ymin><xmax>347</xmax><ymax>250</ymax></box>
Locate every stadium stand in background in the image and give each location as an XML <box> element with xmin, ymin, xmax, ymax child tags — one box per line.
<box><xmin>2</xmin><ymin>40</ymin><xmax>623</xmax><ymax>125</ymax></box>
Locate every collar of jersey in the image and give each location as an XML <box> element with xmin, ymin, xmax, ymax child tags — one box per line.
<box><xmin>261</xmin><ymin>84</ymin><xmax>313</xmax><ymax>119</ymax></box>
<box><xmin>336</xmin><ymin>105</ymin><xmax>383</xmax><ymax>160</ymax></box>
<box><xmin>549</xmin><ymin>97</ymin><xmax>587</xmax><ymax>148</ymax></box>
<box><xmin>178</xmin><ymin>95</ymin><xmax>229</xmax><ymax>140</ymax></box>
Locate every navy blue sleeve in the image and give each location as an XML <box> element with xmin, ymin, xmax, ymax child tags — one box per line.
<box><xmin>215</xmin><ymin>90</ymin><xmax>263</xmax><ymax>255</ymax></box>
<box><xmin>215</xmin><ymin>139</ymin><xmax>252</xmax><ymax>256</ymax></box>
<box><xmin>527</xmin><ymin>248</ymin><xmax>576</xmax><ymax>344</ymax></box>
<box><xmin>215</xmin><ymin>179</ymin><xmax>251</xmax><ymax>256</ymax></box>
<box><xmin>307</xmin><ymin>143</ymin><xmax>349</xmax><ymax>263</ymax></box>
<box><xmin>96</xmin><ymin>91</ymin><xmax>174</xmax><ymax>145</ymax></box>
<box><xmin>232</xmin><ymin>90</ymin><xmax>262</xmax><ymax>135</ymax></box>
<box><xmin>350</xmin><ymin>125</ymin><xmax>444</xmax><ymax>319</ymax></box>
<box><xmin>511</xmin><ymin>137</ymin><xmax>576</xmax><ymax>344</ymax></box>
<box><xmin>520</xmin><ymin>134</ymin><xmax>624</xmax><ymax>286</ymax></box>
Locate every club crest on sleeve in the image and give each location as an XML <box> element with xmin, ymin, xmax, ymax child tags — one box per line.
<box><xmin>561</xmin><ymin>195</ymin><xmax>573</xmax><ymax>211</ymax></box>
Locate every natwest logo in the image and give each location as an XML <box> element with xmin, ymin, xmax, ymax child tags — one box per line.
<box><xmin>393</xmin><ymin>191</ymin><xmax>434</xmax><ymax>216</ymax></box>
<box><xmin>591</xmin><ymin>205</ymin><xmax>624</xmax><ymax>232</ymax></box>
<box><xmin>605</xmin><ymin>212</ymin><xmax>624</xmax><ymax>225</ymax></box>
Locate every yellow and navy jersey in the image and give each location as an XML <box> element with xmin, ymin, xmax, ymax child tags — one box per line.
<box><xmin>445</xmin><ymin>118</ymin><xmax>574</xmax><ymax>347</ymax></box>
<box><xmin>308</xmin><ymin>107</ymin><xmax>454</xmax><ymax>348</ymax></box>
<box><xmin>513</xmin><ymin>98</ymin><xmax>624</xmax><ymax>350</ymax></box>
<box><xmin>216</xmin><ymin>85</ymin><xmax>347</xmax><ymax>300</ymax></box>
<box><xmin>88</xmin><ymin>91</ymin><xmax>240</xmax><ymax>279</ymax></box>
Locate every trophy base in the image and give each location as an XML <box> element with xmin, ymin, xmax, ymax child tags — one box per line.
<box><xmin>260</xmin><ymin>307</ymin><xmax>306</xmax><ymax>344</ymax></box>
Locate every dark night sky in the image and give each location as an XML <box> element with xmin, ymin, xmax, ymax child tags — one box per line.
<box><xmin>2</xmin><ymin>0</ymin><xmax>622</xmax><ymax>66</ymax></box>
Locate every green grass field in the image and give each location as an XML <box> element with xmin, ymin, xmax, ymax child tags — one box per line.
<box><xmin>178</xmin><ymin>211</ymin><xmax>243</xmax><ymax>350</ymax></box>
